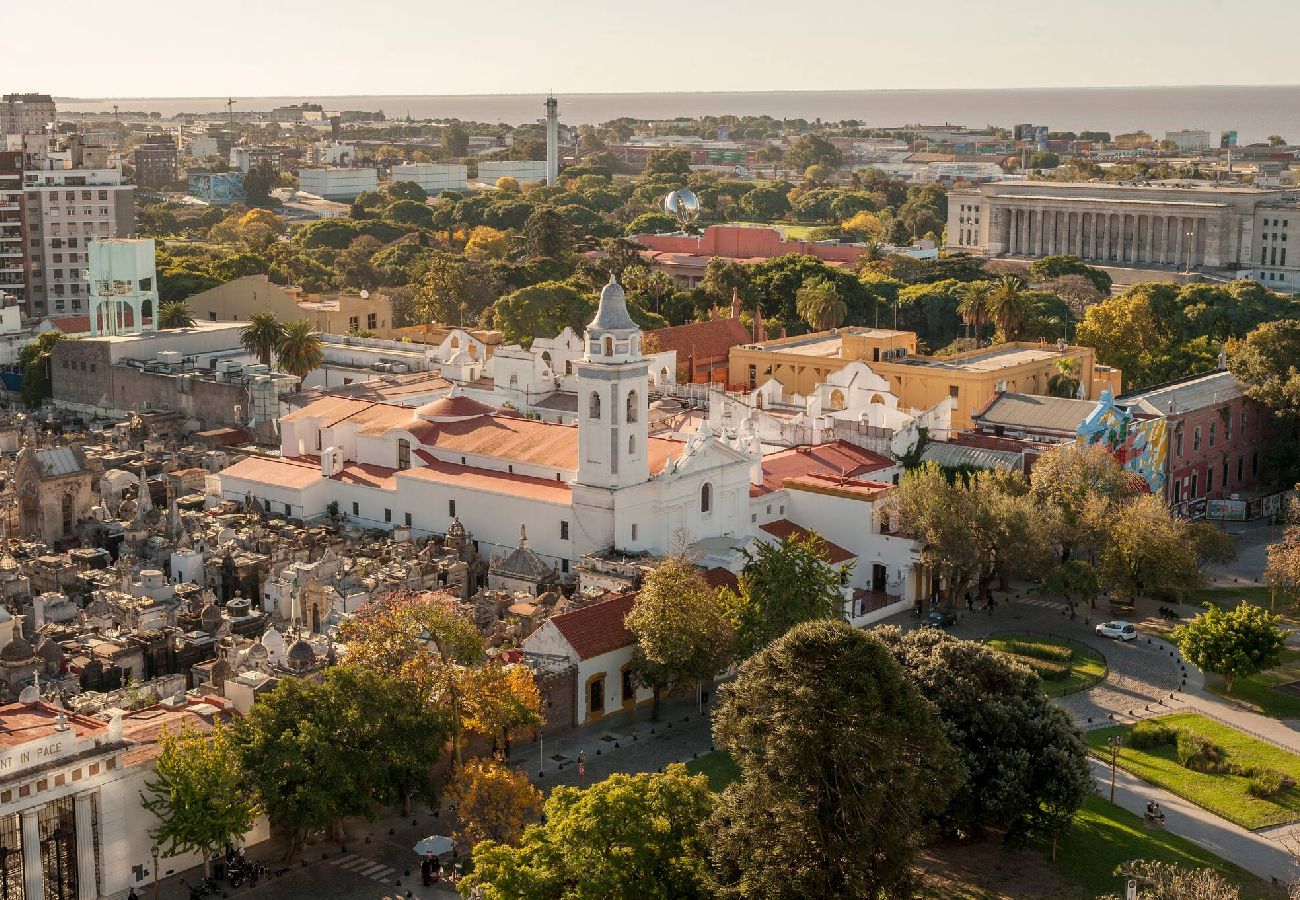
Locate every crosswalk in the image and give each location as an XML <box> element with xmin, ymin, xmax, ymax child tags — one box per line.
<box><xmin>1010</xmin><ymin>596</ymin><xmax>1067</xmax><ymax>610</ymax></box>
<box><xmin>329</xmin><ymin>853</ymin><xmax>398</xmax><ymax>884</ymax></box>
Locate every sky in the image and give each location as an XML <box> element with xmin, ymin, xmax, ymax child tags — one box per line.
<box><xmin>11</xmin><ymin>0</ymin><xmax>1298</xmax><ymax>98</ymax></box>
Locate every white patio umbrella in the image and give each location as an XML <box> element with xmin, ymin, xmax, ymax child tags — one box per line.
<box><xmin>413</xmin><ymin>835</ymin><xmax>455</xmax><ymax>857</ymax></box>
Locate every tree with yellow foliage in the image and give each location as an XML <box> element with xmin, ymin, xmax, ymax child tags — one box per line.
<box><xmin>841</xmin><ymin>210</ymin><xmax>885</xmax><ymax>241</ymax></box>
<box><xmin>465</xmin><ymin>225</ymin><xmax>510</xmax><ymax>262</ymax></box>
<box><xmin>463</xmin><ymin>663</ymin><xmax>544</xmax><ymax>760</ymax></box>
<box><xmin>447</xmin><ymin>757</ymin><xmax>543</xmax><ymax>848</ymax></box>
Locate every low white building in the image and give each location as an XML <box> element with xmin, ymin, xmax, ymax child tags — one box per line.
<box><xmin>297</xmin><ymin>167</ymin><xmax>379</xmax><ymax>202</ymax></box>
<box><xmin>390</xmin><ymin>163</ymin><xmax>468</xmax><ymax>194</ymax></box>
<box><xmin>478</xmin><ymin>160</ymin><xmax>548</xmax><ymax>185</ymax></box>
<box><xmin>0</xmin><ymin>698</ymin><xmax>269</xmax><ymax>900</ymax></box>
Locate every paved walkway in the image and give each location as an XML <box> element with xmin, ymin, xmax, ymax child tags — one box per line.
<box><xmin>510</xmin><ymin>688</ymin><xmax>718</xmax><ymax>791</ymax></box>
<box><xmin>1090</xmin><ymin>758</ymin><xmax>1294</xmax><ymax>886</ymax></box>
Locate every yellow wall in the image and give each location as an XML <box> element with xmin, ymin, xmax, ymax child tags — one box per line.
<box><xmin>728</xmin><ymin>334</ymin><xmax>1108</xmax><ymax>430</ymax></box>
<box><xmin>185</xmin><ymin>275</ymin><xmax>395</xmax><ymax>337</ymax></box>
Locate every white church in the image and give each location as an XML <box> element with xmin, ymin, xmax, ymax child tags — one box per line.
<box><xmin>217</xmin><ymin>276</ymin><xmax>756</xmax><ymax>571</ymax></box>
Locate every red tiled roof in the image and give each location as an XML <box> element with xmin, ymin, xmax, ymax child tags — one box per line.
<box><xmin>701</xmin><ymin>567</ymin><xmax>740</xmax><ymax>592</ymax></box>
<box><xmin>649</xmin><ymin>317</ymin><xmax>751</xmax><ymax>364</ymax></box>
<box><xmin>754</xmin><ymin>441</ymin><xmax>894</xmax><ymax>496</ymax></box>
<box><xmin>405</xmin><ymin>454</ymin><xmax>572</xmax><ymax>503</ymax></box>
<box><xmin>0</xmin><ymin>702</ymin><xmax>105</xmax><ymax>749</ymax></box>
<box><xmin>415</xmin><ymin>394</ymin><xmax>495</xmax><ymax>420</ymax></box>
<box><xmin>550</xmin><ymin>593</ymin><xmax>636</xmax><ymax>661</ymax></box>
<box><xmin>759</xmin><ymin>519</ymin><xmax>856</xmax><ymax>564</ymax></box>
<box><xmin>332</xmin><ymin>462</ymin><xmax>398</xmax><ymax>490</ymax></box>
<box><xmin>218</xmin><ymin>455</ymin><xmax>322</xmax><ymax>490</ymax></box>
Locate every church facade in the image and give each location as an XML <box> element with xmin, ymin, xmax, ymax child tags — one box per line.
<box><xmin>217</xmin><ymin>277</ymin><xmax>756</xmax><ymax>572</ymax></box>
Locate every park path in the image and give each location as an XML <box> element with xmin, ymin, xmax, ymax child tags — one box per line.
<box><xmin>1090</xmin><ymin>758</ymin><xmax>1295</xmax><ymax>886</ymax></box>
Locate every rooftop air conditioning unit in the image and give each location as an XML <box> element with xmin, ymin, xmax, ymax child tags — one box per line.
<box><xmin>388</xmin><ymin>362</ymin><xmax>409</xmax><ymax>374</ymax></box>
<box><xmin>373</xmin><ymin>362</ymin><xmax>393</xmax><ymax>373</ymax></box>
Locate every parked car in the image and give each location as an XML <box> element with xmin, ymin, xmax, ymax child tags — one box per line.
<box><xmin>1095</xmin><ymin>620</ymin><xmax>1136</xmax><ymax>641</ymax></box>
<box><xmin>922</xmin><ymin>609</ymin><xmax>957</xmax><ymax>629</ymax></box>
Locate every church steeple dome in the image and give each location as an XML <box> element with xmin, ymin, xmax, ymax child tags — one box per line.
<box><xmin>588</xmin><ymin>274</ymin><xmax>639</xmax><ymax>333</ymax></box>
<box><xmin>584</xmin><ymin>274</ymin><xmax>642</xmax><ymax>364</ymax></box>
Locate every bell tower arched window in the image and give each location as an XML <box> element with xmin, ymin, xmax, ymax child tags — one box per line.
<box><xmin>589</xmin><ymin>391</ymin><xmax>602</xmax><ymax>420</ymax></box>
<box><xmin>626</xmin><ymin>390</ymin><xmax>639</xmax><ymax>423</ymax></box>
<box><xmin>603</xmin><ymin>335</ymin><xmax>615</xmax><ymax>356</ymax></box>
<box><xmin>701</xmin><ymin>482</ymin><xmax>712</xmax><ymax>514</ymax></box>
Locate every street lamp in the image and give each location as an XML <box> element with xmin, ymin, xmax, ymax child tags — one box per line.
<box><xmin>1108</xmin><ymin>736</ymin><xmax>1122</xmax><ymax>803</ymax></box>
<box><xmin>150</xmin><ymin>845</ymin><xmax>160</xmax><ymax>900</ymax></box>
<box><xmin>537</xmin><ymin>689</ymin><xmax>551</xmax><ymax>779</ymax></box>
<box><xmin>1184</xmin><ymin>230</ymin><xmax>1195</xmax><ymax>274</ymax></box>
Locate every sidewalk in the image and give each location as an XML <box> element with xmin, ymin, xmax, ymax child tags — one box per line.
<box><xmin>510</xmin><ymin>687</ymin><xmax>717</xmax><ymax>791</ymax></box>
<box><xmin>1091</xmin><ymin>758</ymin><xmax>1295</xmax><ymax>885</ymax></box>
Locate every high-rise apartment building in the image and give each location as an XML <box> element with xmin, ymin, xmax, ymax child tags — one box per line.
<box><xmin>1</xmin><ymin>94</ymin><xmax>56</xmax><ymax>135</ymax></box>
<box><xmin>5</xmin><ymin>136</ymin><xmax>136</xmax><ymax>317</ymax></box>
<box><xmin>131</xmin><ymin>135</ymin><xmax>179</xmax><ymax>188</ymax></box>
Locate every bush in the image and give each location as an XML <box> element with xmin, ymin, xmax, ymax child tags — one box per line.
<box><xmin>1012</xmin><ymin>656</ymin><xmax>1071</xmax><ymax>681</ymax></box>
<box><xmin>1175</xmin><ymin>730</ymin><xmax>1229</xmax><ymax>773</ymax></box>
<box><xmin>999</xmin><ymin>639</ymin><xmax>1073</xmax><ymax>664</ymax></box>
<box><xmin>1129</xmin><ymin>721</ymin><xmax>1177</xmax><ymax>750</ymax></box>
<box><xmin>1246</xmin><ymin>768</ymin><xmax>1294</xmax><ymax>799</ymax></box>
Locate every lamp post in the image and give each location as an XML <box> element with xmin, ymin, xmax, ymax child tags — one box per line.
<box><xmin>1108</xmin><ymin>736</ymin><xmax>1121</xmax><ymax>803</ymax></box>
<box><xmin>537</xmin><ymin>689</ymin><xmax>551</xmax><ymax>779</ymax></box>
<box><xmin>1184</xmin><ymin>229</ymin><xmax>1195</xmax><ymax>274</ymax></box>
<box><xmin>150</xmin><ymin>845</ymin><xmax>160</xmax><ymax>900</ymax></box>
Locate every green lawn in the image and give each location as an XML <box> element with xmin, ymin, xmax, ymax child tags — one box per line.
<box><xmin>685</xmin><ymin>751</ymin><xmax>740</xmax><ymax>792</ymax></box>
<box><xmin>1207</xmin><ymin>649</ymin><xmax>1300</xmax><ymax>719</ymax></box>
<box><xmin>1190</xmin><ymin>585</ymin><xmax>1294</xmax><ymax>618</ymax></box>
<box><xmin>726</xmin><ymin>220</ymin><xmax>822</xmax><ymax>240</ymax></box>
<box><xmin>1046</xmin><ymin>795</ymin><xmax>1281</xmax><ymax>898</ymax></box>
<box><xmin>985</xmin><ymin>635</ymin><xmax>1107</xmax><ymax>698</ymax></box>
<box><xmin>1087</xmin><ymin>712</ymin><xmax>1300</xmax><ymax>829</ymax></box>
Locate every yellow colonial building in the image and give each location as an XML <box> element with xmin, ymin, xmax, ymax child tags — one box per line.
<box><xmin>728</xmin><ymin>327</ymin><xmax>1121</xmax><ymax>430</ymax></box>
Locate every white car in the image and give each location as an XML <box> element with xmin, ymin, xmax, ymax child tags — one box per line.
<box><xmin>1096</xmin><ymin>620</ymin><xmax>1136</xmax><ymax>641</ymax></box>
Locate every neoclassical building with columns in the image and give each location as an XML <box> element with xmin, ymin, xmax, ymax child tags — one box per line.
<box><xmin>948</xmin><ymin>181</ymin><xmax>1300</xmax><ymax>287</ymax></box>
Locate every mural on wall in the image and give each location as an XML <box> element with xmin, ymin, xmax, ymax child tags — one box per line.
<box><xmin>1075</xmin><ymin>389</ymin><xmax>1168</xmax><ymax>495</ymax></box>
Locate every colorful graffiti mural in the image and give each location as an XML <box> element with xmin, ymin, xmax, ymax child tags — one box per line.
<box><xmin>1075</xmin><ymin>389</ymin><xmax>1168</xmax><ymax>495</ymax></box>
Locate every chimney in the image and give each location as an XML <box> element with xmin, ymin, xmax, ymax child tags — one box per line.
<box><xmin>731</xmin><ymin>287</ymin><xmax>741</xmax><ymax>321</ymax></box>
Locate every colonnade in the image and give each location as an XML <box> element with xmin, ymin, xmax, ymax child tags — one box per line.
<box><xmin>1001</xmin><ymin>206</ymin><xmax>1211</xmax><ymax>268</ymax></box>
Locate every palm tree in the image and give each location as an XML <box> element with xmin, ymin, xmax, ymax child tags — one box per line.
<box><xmin>240</xmin><ymin>312</ymin><xmax>285</xmax><ymax>367</ymax></box>
<box><xmin>1048</xmin><ymin>357</ymin><xmax>1082</xmax><ymax>398</ymax></box>
<box><xmin>795</xmin><ymin>276</ymin><xmax>847</xmax><ymax>332</ymax></box>
<box><xmin>987</xmin><ymin>275</ymin><xmax>1031</xmax><ymax>342</ymax></box>
<box><xmin>156</xmin><ymin>301</ymin><xmax>196</xmax><ymax>329</ymax></box>
<box><xmin>957</xmin><ymin>280</ymin><xmax>994</xmax><ymax>347</ymax></box>
<box><xmin>276</xmin><ymin>320</ymin><xmax>324</xmax><ymax>378</ymax></box>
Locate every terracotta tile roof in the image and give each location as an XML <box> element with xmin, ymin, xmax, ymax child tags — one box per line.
<box><xmin>0</xmin><ymin>702</ymin><xmax>106</xmax><ymax>749</ymax></box>
<box><xmin>120</xmin><ymin>699</ymin><xmax>233</xmax><ymax>767</ymax></box>
<box><xmin>415</xmin><ymin>394</ymin><xmax>496</xmax><ymax>419</ymax></box>
<box><xmin>701</xmin><ymin>567</ymin><xmax>740</xmax><ymax>592</ymax></box>
<box><xmin>332</xmin><ymin>463</ymin><xmax>398</xmax><ymax>490</ymax></box>
<box><xmin>405</xmin><ymin>454</ymin><xmax>572</xmax><ymax>503</ymax></box>
<box><xmin>648</xmin><ymin>317</ymin><xmax>751</xmax><ymax>363</ymax></box>
<box><xmin>423</xmin><ymin>415</ymin><xmax>681</xmax><ymax>474</ymax></box>
<box><xmin>759</xmin><ymin>519</ymin><xmax>856</xmax><ymax>564</ymax></box>
<box><xmin>782</xmin><ymin>473</ymin><xmax>894</xmax><ymax>501</ymax></box>
<box><xmin>550</xmin><ymin>593</ymin><xmax>636</xmax><ymax>661</ymax></box>
<box><xmin>218</xmin><ymin>455</ymin><xmax>322</xmax><ymax>490</ymax></box>
<box><xmin>281</xmin><ymin>396</ymin><xmax>378</xmax><ymax>426</ymax></box>
<box><xmin>754</xmin><ymin>441</ymin><xmax>894</xmax><ymax>496</ymax></box>
<box><xmin>193</xmin><ymin>427</ymin><xmax>253</xmax><ymax>446</ymax></box>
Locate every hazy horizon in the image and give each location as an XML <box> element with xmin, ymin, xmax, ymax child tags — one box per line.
<box><xmin>11</xmin><ymin>0</ymin><xmax>1297</xmax><ymax>97</ymax></box>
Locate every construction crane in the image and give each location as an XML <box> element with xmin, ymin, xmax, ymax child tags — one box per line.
<box><xmin>226</xmin><ymin>98</ymin><xmax>236</xmax><ymax>128</ymax></box>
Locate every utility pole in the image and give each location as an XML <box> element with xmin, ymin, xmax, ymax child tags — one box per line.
<box><xmin>1108</xmin><ymin>736</ymin><xmax>1121</xmax><ymax>803</ymax></box>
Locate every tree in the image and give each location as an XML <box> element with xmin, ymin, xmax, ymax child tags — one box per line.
<box><xmin>1047</xmin><ymin>356</ymin><xmax>1081</xmax><ymax>397</ymax></box>
<box><xmin>1030</xmin><ymin>442</ymin><xmax>1139</xmax><ymax>563</ymax></box>
<box><xmin>495</xmin><ymin>176</ymin><xmax>520</xmax><ymax>192</ymax></box>
<box><xmin>140</xmin><ymin>722</ymin><xmax>260</xmax><ymax>876</ymax></box>
<box><xmin>385</xmin><ymin>198</ymin><xmax>434</xmax><ymax>228</ymax></box>
<box><xmin>441</xmin><ymin>124</ymin><xmax>469</xmax><ymax>157</ymax></box>
<box><xmin>736</xmin><ymin>184</ymin><xmax>791</xmax><ymax>221</ymax></box>
<box><xmin>988</xmin><ymin>274</ymin><xmax>1030</xmax><ymax>340</ymax></box>
<box><xmin>240</xmin><ymin>312</ymin><xmax>285</xmax><ymax>367</ymax></box>
<box><xmin>708</xmin><ymin>621</ymin><xmax>956</xmax><ymax>899</ymax></box>
<box><xmin>275</xmin><ymin>319</ymin><xmax>323</xmax><ymax>378</ymax></box>
<box><xmin>1172</xmin><ymin>601</ymin><xmax>1289</xmax><ymax>693</ymax></box>
<box><xmin>841</xmin><ymin>210</ymin><xmax>885</xmax><ymax>241</ymax></box>
<box><xmin>700</xmin><ymin>258</ymin><xmax>751</xmax><ymax>307</ymax></box>
<box><xmin>447</xmin><ymin>757</ymin><xmax>543</xmax><ymax>849</ymax></box>
<box><xmin>625</xmin><ymin>211</ymin><xmax>677</xmax><ymax>236</ymax></box>
<box><xmin>726</xmin><ymin>533</ymin><xmax>849</xmax><ymax>658</ymax></box>
<box><xmin>18</xmin><ymin>331</ymin><xmax>68</xmax><ymax>408</ymax></box>
<box><xmin>784</xmin><ymin>134</ymin><xmax>842</xmax><ymax>172</ymax></box>
<box><xmin>156</xmin><ymin>301</ymin><xmax>196</xmax><ymax>329</ymax></box>
<box><xmin>794</xmin><ymin>275</ymin><xmax>847</xmax><ymax>331</ymax></box>
<box><xmin>957</xmin><ymin>279</ymin><xmax>994</xmax><ymax>347</ymax></box>
<box><xmin>1229</xmin><ymin>319</ymin><xmax>1300</xmax><ymax>416</ymax></box>
<box><xmin>1029</xmin><ymin>254</ymin><xmax>1113</xmax><ymax>294</ymax></box>
<box><xmin>459</xmin><ymin>765</ymin><xmax>715</xmax><ymax>900</ymax></box>
<box><xmin>1268</xmin><ymin>135</ymin><xmax>1287</xmax><ymax>147</ymax></box>
<box><xmin>1105</xmin><ymin>860</ymin><xmax>1240</xmax><ymax>900</ymax></box>
<box><xmin>387</xmin><ymin>180</ymin><xmax>428</xmax><ymax>202</ymax></box>
<box><xmin>462</xmin><ymin>663</ymin><xmax>544</xmax><ymax>759</ymax></box>
<box><xmin>1099</xmin><ymin>494</ymin><xmax>1209</xmax><ymax>603</ymax></box>
<box><xmin>1266</xmin><ymin>500</ymin><xmax>1300</xmax><ymax>609</ymax></box>
<box><xmin>414</xmin><ymin>252</ymin><xmax>479</xmax><ymax>326</ymax></box>
<box><xmin>644</xmin><ymin>148</ymin><xmax>692</xmax><ymax>178</ymax></box>
<box><xmin>625</xmin><ymin>555</ymin><xmax>734</xmax><ymax>720</ymax></box>
<box><xmin>464</xmin><ymin>225</ymin><xmax>510</xmax><ymax>261</ymax></box>
<box><xmin>236</xmin><ymin>667</ymin><xmax>449</xmax><ymax>857</ymax></box>
<box><xmin>243</xmin><ymin>160</ymin><xmax>278</xmax><ymax>208</ymax></box>
<box><xmin>1042</xmin><ymin>559</ymin><xmax>1100</xmax><ymax>619</ymax></box>
<box><xmin>491</xmin><ymin>280</ymin><xmax>594</xmax><ymax>346</ymax></box>
<box><xmin>523</xmin><ymin>207</ymin><xmax>573</xmax><ymax>258</ymax></box>
<box><xmin>879</xmin><ymin>627</ymin><xmax>1092</xmax><ymax>845</ymax></box>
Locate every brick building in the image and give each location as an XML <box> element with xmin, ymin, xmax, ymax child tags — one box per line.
<box><xmin>130</xmin><ymin>136</ymin><xmax>178</xmax><ymax>188</ymax></box>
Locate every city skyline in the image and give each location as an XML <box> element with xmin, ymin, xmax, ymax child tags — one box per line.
<box><xmin>11</xmin><ymin>0</ymin><xmax>1299</xmax><ymax>98</ymax></box>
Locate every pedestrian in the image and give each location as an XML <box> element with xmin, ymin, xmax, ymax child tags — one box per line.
<box><xmin>965</xmin><ymin>590</ymin><xmax>974</xmax><ymax>612</ymax></box>
<box><xmin>421</xmin><ymin>856</ymin><xmax>434</xmax><ymax>886</ymax></box>
<box><xmin>913</xmin><ymin>597</ymin><xmax>923</xmax><ymax>617</ymax></box>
